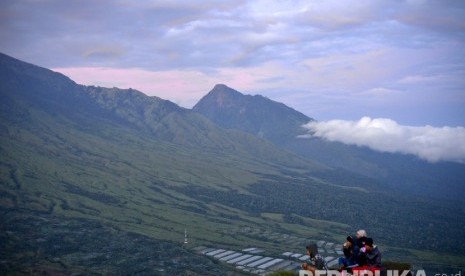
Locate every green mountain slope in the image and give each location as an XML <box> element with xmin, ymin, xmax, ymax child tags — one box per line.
<box><xmin>1</xmin><ymin>53</ymin><xmax>464</xmax><ymax>274</ymax></box>
<box><xmin>0</xmin><ymin>53</ymin><xmax>333</xmax><ymax>274</ymax></box>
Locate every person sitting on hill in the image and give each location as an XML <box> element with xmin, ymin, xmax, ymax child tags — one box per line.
<box><xmin>352</xmin><ymin>237</ymin><xmax>382</xmax><ymax>274</ymax></box>
<box><xmin>338</xmin><ymin>236</ymin><xmax>357</xmax><ymax>270</ymax></box>
<box><xmin>301</xmin><ymin>243</ymin><xmax>326</xmax><ymax>273</ymax></box>
<box><xmin>354</xmin><ymin>229</ymin><xmax>368</xmax><ymax>265</ymax></box>
<box><xmin>365</xmin><ymin>238</ymin><xmax>382</xmax><ymax>269</ymax></box>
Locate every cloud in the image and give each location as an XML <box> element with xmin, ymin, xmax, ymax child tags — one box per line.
<box><xmin>301</xmin><ymin>117</ymin><xmax>465</xmax><ymax>163</ymax></box>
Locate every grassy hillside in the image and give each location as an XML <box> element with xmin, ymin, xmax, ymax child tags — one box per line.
<box><xmin>1</xmin><ymin>53</ymin><xmax>464</xmax><ymax>274</ymax></box>
<box><xmin>3</xmin><ymin>104</ymin><xmax>463</xmax><ymax>273</ymax></box>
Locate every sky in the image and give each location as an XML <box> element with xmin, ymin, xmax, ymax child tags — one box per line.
<box><xmin>1</xmin><ymin>0</ymin><xmax>465</xmax><ymax>162</ymax></box>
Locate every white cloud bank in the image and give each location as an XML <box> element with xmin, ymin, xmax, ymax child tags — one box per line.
<box><xmin>301</xmin><ymin>117</ymin><xmax>465</xmax><ymax>163</ymax></box>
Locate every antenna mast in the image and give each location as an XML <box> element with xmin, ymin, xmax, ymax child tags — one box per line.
<box><xmin>184</xmin><ymin>228</ymin><xmax>188</xmax><ymax>244</ymax></box>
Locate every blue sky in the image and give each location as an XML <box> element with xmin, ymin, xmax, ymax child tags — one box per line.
<box><xmin>1</xmin><ymin>0</ymin><xmax>465</xmax><ymax>162</ymax></box>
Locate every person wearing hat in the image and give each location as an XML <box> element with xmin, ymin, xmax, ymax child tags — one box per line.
<box><xmin>338</xmin><ymin>236</ymin><xmax>357</xmax><ymax>270</ymax></box>
<box><xmin>365</xmin><ymin>238</ymin><xmax>382</xmax><ymax>269</ymax></box>
<box><xmin>354</xmin><ymin>229</ymin><xmax>368</xmax><ymax>265</ymax></box>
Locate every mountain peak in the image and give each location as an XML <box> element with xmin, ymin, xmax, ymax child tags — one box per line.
<box><xmin>193</xmin><ymin>84</ymin><xmax>312</xmax><ymax>143</ymax></box>
<box><xmin>211</xmin><ymin>83</ymin><xmax>240</xmax><ymax>93</ymax></box>
<box><xmin>210</xmin><ymin>83</ymin><xmax>243</xmax><ymax>99</ymax></box>
<box><xmin>193</xmin><ymin>84</ymin><xmax>244</xmax><ymax>110</ymax></box>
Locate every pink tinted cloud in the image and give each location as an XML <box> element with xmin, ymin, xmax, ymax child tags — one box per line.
<box><xmin>53</xmin><ymin>64</ymin><xmax>286</xmax><ymax>107</ymax></box>
<box><xmin>53</xmin><ymin>67</ymin><xmax>217</xmax><ymax>107</ymax></box>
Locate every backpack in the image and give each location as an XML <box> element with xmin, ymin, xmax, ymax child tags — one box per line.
<box><xmin>307</xmin><ymin>243</ymin><xmax>327</xmax><ymax>270</ymax></box>
<box><xmin>313</xmin><ymin>254</ymin><xmax>327</xmax><ymax>270</ymax></box>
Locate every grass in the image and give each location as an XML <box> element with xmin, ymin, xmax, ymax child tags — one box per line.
<box><xmin>1</xmin><ymin>93</ymin><xmax>464</xmax><ymax>274</ymax></box>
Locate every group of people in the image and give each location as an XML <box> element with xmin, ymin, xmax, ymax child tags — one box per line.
<box><xmin>338</xmin><ymin>229</ymin><xmax>382</xmax><ymax>272</ymax></box>
<box><xmin>301</xmin><ymin>229</ymin><xmax>382</xmax><ymax>273</ymax></box>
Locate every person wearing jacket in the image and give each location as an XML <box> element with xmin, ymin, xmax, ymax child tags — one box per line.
<box><xmin>353</xmin><ymin>229</ymin><xmax>368</xmax><ymax>266</ymax></box>
<box><xmin>352</xmin><ymin>237</ymin><xmax>382</xmax><ymax>274</ymax></box>
<box><xmin>338</xmin><ymin>236</ymin><xmax>357</xmax><ymax>270</ymax></box>
<box><xmin>365</xmin><ymin>238</ymin><xmax>382</xmax><ymax>269</ymax></box>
